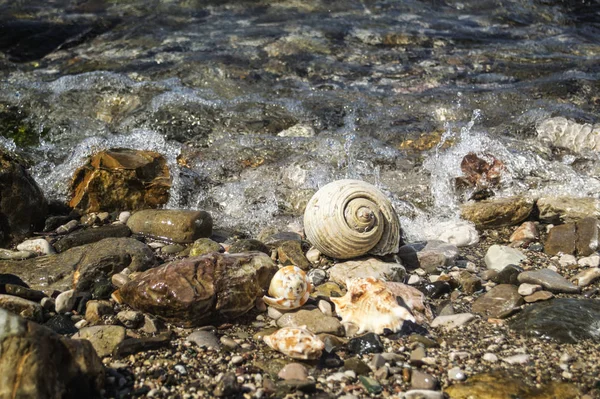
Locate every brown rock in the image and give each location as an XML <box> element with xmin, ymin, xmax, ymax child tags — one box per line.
<box><xmin>85</xmin><ymin>300</ymin><xmax>114</xmax><ymax>324</ymax></box>
<box><xmin>0</xmin><ymin>150</ymin><xmax>48</xmax><ymax>245</ymax></box>
<box><xmin>509</xmin><ymin>221</ymin><xmax>538</xmax><ymax>244</ymax></box>
<box><xmin>69</xmin><ymin>148</ymin><xmax>171</xmax><ymax>213</ymax></box>
<box><xmin>0</xmin><ymin>294</ymin><xmax>43</xmax><ymax>322</ymax></box>
<box><xmin>118</xmin><ymin>252</ymin><xmax>277</xmax><ymax>327</ymax></box>
<box><xmin>461</xmin><ymin>197</ymin><xmax>533</xmax><ymax>228</ymax></box>
<box><xmin>471</xmin><ymin>284</ymin><xmax>523</xmax><ymax>318</ymax></box>
<box><xmin>524</xmin><ymin>291</ymin><xmax>554</xmax><ymax>303</ymax></box>
<box><xmin>458</xmin><ymin>271</ymin><xmax>482</xmax><ymax>294</ymax></box>
<box><xmin>277</xmin><ymin>240</ymin><xmax>311</xmax><ymax>270</ymax></box>
<box><xmin>126</xmin><ymin>209</ymin><xmax>212</xmax><ymax>244</ymax></box>
<box><xmin>0</xmin><ymin>308</ymin><xmax>104</xmax><ymax>398</ymax></box>
<box><xmin>459</xmin><ymin>152</ymin><xmax>505</xmax><ymax>188</ymax></box>
<box><xmin>544</xmin><ymin>224</ymin><xmax>576</xmax><ymax>256</ymax></box>
<box><xmin>575</xmin><ymin>217</ymin><xmax>599</xmax><ymax>256</ymax></box>
<box><xmin>537</xmin><ymin>197</ymin><xmax>600</xmax><ymax>224</ymax></box>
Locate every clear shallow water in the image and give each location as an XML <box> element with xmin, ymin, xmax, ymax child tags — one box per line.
<box><xmin>0</xmin><ymin>0</ymin><xmax>599</xmax><ymax>237</ymax></box>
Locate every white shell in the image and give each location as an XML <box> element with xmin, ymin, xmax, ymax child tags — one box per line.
<box><xmin>303</xmin><ymin>179</ymin><xmax>400</xmax><ymax>259</ymax></box>
<box><xmin>331</xmin><ymin>277</ymin><xmax>416</xmax><ymax>334</ymax></box>
<box><xmin>263</xmin><ymin>266</ymin><xmax>312</xmax><ymax>310</ymax></box>
<box><xmin>263</xmin><ymin>326</ymin><xmax>325</xmax><ymax>359</ymax></box>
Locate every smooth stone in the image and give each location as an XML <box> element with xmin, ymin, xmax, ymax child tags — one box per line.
<box><xmin>502</xmin><ymin>354</ymin><xmax>530</xmax><ymax>364</ymax></box>
<box><xmin>343</xmin><ymin>357</ymin><xmax>371</xmax><ymax>375</ymax></box>
<box><xmin>112</xmin><ymin>331</ymin><xmax>172</xmax><ymax>359</ymax></box>
<box><xmin>127</xmin><ymin>209</ymin><xmax>213</xmax><ymax>244</ymax></box>
<box><xmin>55</xmin><ymin>289</ymin><xmax>77</xmax><ymax>313</ymax></box>
<box><xmin>116</xmin><ymin>310</ymin><xmax>144</xmax><ymax>328</ymax></box>
<box><xmin>276</xmin><ymin>240</ymin><xmax>311</xmax><ymax>270</ymax></box>
<box><xmin>575</xmin><ymin>217</ymin><xmax>599</xmax><ymax>256</ymax></box>
<box><xmin>460</xmin><ymin>196</ymin><xmax>533</xmax><ymax>228</ymax></box>
<box><xmin>307</xmin><ymin>268</ymin><xmax>327</xmax><ymax>286</ymax></box>
<box><xmin>40</xmin><ymin>297</ymin><xmax>55</xmax><ymax>312</ymax></box>
<box><xmin>278</xmin><ymin>363</ymin><xmax>308</xmax><ymax>381</ymax></box>
<box><xmin>537</xmin><ymin>197</ymin><xmax>600</xmax><ymax>224</ymax></box>
<box><xmin>523</xmin><ymin>290</ymin><xmax>554</xmax><ymax>303</ymax></box>
<box><xmin>111</xmin><ymin>273</ymin><xmax>130</xmax><ymax>288</ymax></box>
<box><xmin>482</xmin><ymin>353</ymin><xmax>498</xmax><ymax>362</ymax></box>
<box><xmin>431</xmin><ymin>313</ymin><xmax>475</xmax><ymax>330</ymax></box>
<box><xmin>358</xmin><ymin>375</ymin><xmax>382</xmax><ymax>394</ymax></box>
<box><xmin>402</xmin><ymin>390</ymin><xmax>444</xmax><ymax>399</ymax></box>
<box><xmin>3</xmin><ymin>284</ymin><xmax>46</xmax><ymax>301</ymax></box>
<box><xmin>436</xmin><ymin>221</ymin><xmax>479</xmax><ymax>247</ymax></box>
<box><xmin>189</xmin><ymin>237</ymin><xmax>222</xmax><ymax>257</ymax></box>
<box><xmin>544</xmin><ymin>223</ymin><xmax>576</xmax><ymax>256</ymax></box>
<box><xmin>220</xmin><ymin>336</ymin><xmax>239</xmax><ymax>350</ymax></box>
<box><xmin>484</xmin><ymin>245</ymin><xmax>526</xmax><ymax>272</ymax></box>
<box><xmin>510</xmin><ymin>298</ymin><xmax>600</xmax><ymax>343</ymax></box>
<box><xmin>509</xmin><ymin>221</ymin><xmax>538</xmax><ymax>243</ymax></box>
<box><xmin>0</xmin><ymin>294</ymin><xmax>43</xmax><ymax>322</ymax></box>
<box><xmin>0</xmin><ymin>308</ymin><xmax>103</xmax><ymax>398</ymax></box>
<box><xmin>312</xmin><ymin>282</ymin><xmax>344</xmax><ymax>298</ymax></box>
<box><xmin>410</xmin><ymin>346</ymin><xmax>426</xmax><ymax>365</ymax></box>
<box><xmin>328</xmin><ymin>257</ymin><xmax>406</xmax><ymax>287</ymax></box>
<box><xmin>347</xmin><ymin>333</ymin><xmax>384</xmax><ymax>354</ymax></box>
<box><xmin>458</xmin><ymin>271</ymin><xmax>482</xmax><ymax>294</ymax></box>
<box><xmin>277</xmin><ymin>308</ymin><xmax>344</xmax><ymax>336</ymax></box>
<box><xmin>174</xmin><ymin>364</ymin><xmax>187</xmax><ymax>375</ymax></box>
<box><xmin>558</xmin><ymin>254</ymin><xmax>577</xmax><ymax>267</ymax></box>
<box><xmin>418</xmin><ymin>240</ymin><xmax>460</xmax><ymax>270</ymax></box>
<box><xmin>160</xmin><ymin>244</ymin><xmax>185</xmax><ymax>254</ymax></box>
<box><xmin>318</xmin><ymin>300</ymin><xmax>333</xmax><ymax>317</ymax></box>
<box><xmin>16</xmin><ymin>238</ymin><xmax>55</xmax><ymax>255</ymax></box>
<box><xmin>306</xmin><ymin>247</ymin><xmax>321</xmax><ymax>263</ymax></box>
<box><xmin>118</xmin><ymin>211</ymin><xmax>131</xmax><ymax>224</ymax></box>
<box><xmin>85</xmin><ymin>300</ymin><xmax>114</xmax><ymax>324</ymax></box>
<box><xmin>411</xmin><ymin>370</ymin><xmax>438</xmax><ymax>390</ymax></box>
<box><xmin>517</xmin><ymin>283</ymin><xmax>541</xmax><ymax>296</ymax></box>
<box><xmin>186</xmin><ymin>330</ymin><xmax>221</xmax><ymax>350</ymax></box>
<box><xmin>53</xmin><ymin>224</ymin><xmax>131</xmax><ymax>252</ymax></box>
<box><xmin>213</xmin><ymin>372</ymin><xmax>240</xmax><ymax>397</ymax></box>
<box><xmin>572</xmin><ymin>268</ymin><xmax>600</xmax><ymax>286</ymax></box>
<box><xmin>578</xmin><ymin>255</ymin><xmax>600</xmax><ymax>268</ymax></box>
<box><xmin>517</xmin><ymin>269</ymin><xmax>580</xmax><ymax>293</ymax></box>
<box><xmin>118</xmin><ymin>252</ymin><xmax>276</xmax><ymax>327</ymax></box>
<box><xmin>472</xmin><ymin>284</ymin><xmax>523</xmax><ymax>318</ymax></box>
<box><xmin>73</xmin><ymin>325</ymin><xmax>127</xmax><ymax>357</ymax></box>
<box><xmin>44</xmin><ymin>314</ymin><xmax>78</xmax><ymax>335</ymax></box>
<box><xmin>230</xmin><ymin>355</ymin><xmax>243</xmax><ymax>365</ymax></box>
<box><xmin>445</xmin><ymin>372</ymin><xmax>580</xmax><ymax>399</ymax></box>
<box><xmin>448</xmin><ymin>367</ymin><xmax>466</xmax><ymax>381</ymax></box>
<box><xmin>491</xmin><ymin>264</ymin><xmax>523</xmax><ymax>285</ymax></box>
<box><xmin>267</xmin><ymin>306</ymin><xmax>285</xmax><ymax>320</ymax></box>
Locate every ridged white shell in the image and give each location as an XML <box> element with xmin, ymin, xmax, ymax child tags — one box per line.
<box><xmin>263</xmin><ymin>266</ymin><xmax>312</xmax><ymax>310</ymax></box>
<box><xmin>263</xmin><ymin>327</ymin><xmax>325</xmax><ymax>359</ymax></box>
<box><xmin>537</xmin><ymin>117</ymin><xmax>600</xmax><ymax>153</ymax></box>
<box><xmin>303</xmin><ymin>179</ymin><xmax>400</xmax><ymax>259</ymax></box>
<box><xmin>331</xmin><ymin>277</ymin><xmax>416</xmax><ymax>334</ymax></box>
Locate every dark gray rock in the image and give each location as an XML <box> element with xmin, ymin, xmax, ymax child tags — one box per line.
<box><xmin>348</xmin><ymin>333</ymin><xmax>383</xmax><ymax>354</ymax></box>
<box><xmin>510</xmin><ymin>298</ymin><xmax>600</xmax><ymax>343</ymax></box>
<box><xmin>54</xmin><ymin>223</ymin><xmax>131</xmax><ymax>252</ymax></box>
<box><xmin>517</xmin><ymin>269</ymin><xmax>580</xmax><ymax>294</ymax></box>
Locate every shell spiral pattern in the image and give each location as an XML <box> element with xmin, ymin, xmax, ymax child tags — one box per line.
<box><xmin>303</xmin><ymin>179</ymin><xmax>401</xmax><ymax>259</ymax></box>
<box><xmin>263</xmin><ymin>266</ymin><xmax>312</xmax><ymax>310</ymax></box>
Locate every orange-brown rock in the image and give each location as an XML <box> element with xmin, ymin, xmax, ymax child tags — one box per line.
<box><xmin>69</xmin><ymin>148</ymin><xmax>171</xmax><ymax>213</ymax></box>
<box><xmin>459</xmin><ymin>152</ymin><xmax>505</xmax><ymax>188</ymax></box>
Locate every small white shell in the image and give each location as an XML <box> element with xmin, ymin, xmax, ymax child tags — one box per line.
<box><xmin>263</xmin><ymin>326</ymin><xmax>325</xmax><ymax>359</ymax></box>
<box><xmin>331</xmin><ymin>277</ymin><xmax>416</xmax><ymax>334</ymax></box>
<box><xmin>303</xmin><ymin>179</ymin><xmax>400</xmax><ymax>259</ymax></box>
<box><xmin>263</xmin><ymin>266</ymin><xmax>312</xmax><ymax>310</ymax></box>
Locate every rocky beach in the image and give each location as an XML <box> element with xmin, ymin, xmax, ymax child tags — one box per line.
<box><xmin>1</xmin><ymin>1</ymin><xmax>600</xmax><ymax>398</ymax></box>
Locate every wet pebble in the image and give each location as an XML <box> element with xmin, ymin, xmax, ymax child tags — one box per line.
<box><xmin>447</xmin><ymin>367</ymin><xmax>466</xmax><ymax>381</ymax></box>
<box><xmin>347</xmin><ymin>333</ymin><xmax>383</xmax><ymax>354</ymax></box>
<box><xmin>187</xmin><ymin>330</ymin><xmax>221</xmax><ymax>349</ymax></box>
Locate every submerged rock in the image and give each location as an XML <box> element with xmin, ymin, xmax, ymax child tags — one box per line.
<box><xmin>127</xmin><ymin>209</ymin><xmax>213</xmax><ymax>243</ymax></box>
<box><xmin>118</xmin><ymin>252</ymin><xmax>277</xmax><ymax>327</ymax></box>
<box><xmin>0</xmin><ymin>150</ymin><xmax>48</xmax><ymax>245</ymax></box>
<box><xmin>69</xmin><ymin>148</ymin><xmax>171</xmax><ymax>213</ymax></box>
<box><xmin>0</xmin><ymin>308</ymin><xmax>104</xmax><ymax>398</ymax></box>
<box><xmin>460</xmin><ymin>197</ymin><xmax>533</xmax><ymax>228</ymax></box>
<box><xmin>510</xmin><ymin>298</ymin><xmax>600</xmax><ymax>343</ymax></box>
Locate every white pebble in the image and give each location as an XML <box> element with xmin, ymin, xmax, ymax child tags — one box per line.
<box><xmin>16</xmin><ymin>238</ymin><xmax>55</xmax><ymax>255</ymax></box>
<box><xmin>231</xmin><ymin>355</ymin><xmax>244</xmax><ymax>365</ymax></box>
<box><xmin>55</xmin><ymin>289</ymin><xmax>76</xmax><ymax>314</ymax></box>
<box><xmin>482</xmin><ymin>353</ymin><xmax>498</xmax><ymax>362</ymax></box>
<box><xmin>578</xmin><ymin>255</ymin><xmax>600</xmax><ymax>268</ymax></box>
<box><xmin>502</xmin><ymin>354</ymin><xmax>530</xmax><ymax>364</ymax></box>
<box><xmin>318</xmin><ymin>300</ymin><xmax>333</xmax><ymax>317</ymax></box>
<box><xmin>518</xmin><ymin>283</ymin><xmax>541</xmax><ymax>296</ymax></box>
<box><xmin>306</xmin><ymin>247</ymin><xmax>321</xmax><ymax>263</ymax></box>
<box><xmin>447</xmin><ymin>367</ymin><xmax>465</xmax><ymax>381</ymax></box>
<box><xmin>75</xmin><ymin>319</ymin><xmax>88</xmax><ymax>329</ymax></box>
<box><xmin>407</xmin><ymin>275</ymin><xmax>421</xmax><ymax>285</ymax></box>
<box><xmin>118</xmin><ymin>211</ymin><xmax>131</xmax><ymax>224</ymax></box>
<box><xmin>174</xmin><ymin>365</ymin><xmax>187</xmax><ymax>375</ymax></box>
<box><xmin>558</xmin><ymin>254</ymin><xmax>577</xmax><ymax>267</ymax></box>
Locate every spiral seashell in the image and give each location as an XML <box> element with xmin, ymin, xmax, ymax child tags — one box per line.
<box><xmin>303</xmin><ymin>179</ymin><xmax>400</xmax><ymax>259</ymax></box>
<box><xmin>331</xmin><ymin>277</ymin><xmax>416</xmax><ymax>334</ymax></box>
<box><xmin>263</xmin><ymin>326</ymin><xmax>325</xmax><ymax>359</ymax></box>
<box><xmin>263</xmin><ymin>266</ymin><xmax>312</xmax><ymax>310</ymax></box>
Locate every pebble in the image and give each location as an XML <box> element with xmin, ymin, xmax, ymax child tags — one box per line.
<box><xmin>517</xmin><ymin>283</ymin><xmax>541</xmax><ymax>296</ymax></box>
<box><xmin>277</xmin><ymin>308</ymin><xmax>344</xmax><ymax>336</ymax></box>
<box><xmin>358</xmin><ymin>375</ymin><xmax>382</xmax><ymax>394</ymax></box>
<box><xmin>436</xmin><ymin>221</ymin><xmax>479</xmax><ymax>247</ymax></box>
<box><xmin>407</xmin><ymin>275</ymin><xmax>421</xmax><ymax>285</ymax></box>
<box><xmin>431</xmin><ymin>313</ymin><xmax>475</xmax><ymax>330</ymax></box>
<box><xmin>578</xmin><ymin>255</ymin><xmax>600</xmax><ymax>268</ymax></box>
<box><xmin>40</xmin><ymin>297</ymin><xmax>55</xmax><ymax>312</ymax></box>
<box><xmin>118</xmin><ymin>211</ymin><xmax>131</xmax><ymax>224</ymax></box>
<box><xmin>231</xmin><ymin>355</ymin><xmax>244</xmax><ymax>365</ymax></box>
<box><xmin>318</xmin><ymin>300</ymin><xmax>333</xmax><ymax>316</ymax></box>
<box><xmin>518</xmin><ymin>268</ymin><xmax>580</xmax><ymax>293</ymax></box>
<box><xmin>16</xmin><ymin>238</ymin><xmax>55</xmax><ymax>255</ymax></box>
<box><xmin>174</xmin><ymin>365</ymin><xmax>187</xmax><ymax>375</ymax></box>
<box><xmin>447</xmin><ymin>367</ymin><xmax>466</xmax><ymax>381</ymax></box>
<box><xmin>410</xmin><ymin>346</ymin><xmax>426</xmax><ymax>365</ymax></box>
<box><xmin>220</xmin><ymin>336</ymin><xmax>239</xmax><ymax>350</ymax></box>
<box><xmin>55</xmin><ymin>219</ymin><xmax>79</xmax><ymax>234</ymax></box>
<box><xmin>502</xmin><ymin>354</ymin><xmax>530</xmax><ymax>364</ymax></box>
<box><xmin>523</xmin><ymin>290</ymin><xmax>554</xmax><ymax>303</ymax></box>
<box><xmin>72</xmin><ymin>325</ymin><xmax>127</xmax><ymax>357</ymax></box>
<box><xmin>111</xmin><ymin>273</ymin><xmax>130</xmax><ymax>288</ymax></box>
<box><xmin>347</xmin><ymin>333</ymin><xmax>384</xmax><ymax>354</ymax></box>
<box><xmin>558</xmin><ymin>254</ymin><xmax>577</xmax><ymax>267</ymax></box>
<box><xmin>116</xmin><ymin>310</ymin><xmax>144</xmax><ymax>329</ymax></box>
<box><xmin>402</xmin><ymin>390</ymin><xmax>444</xmax><ymax>399</ymax></box>
<box><xmin>509</xmin><ymin>221</ymin><xmax>538</xmax><ymax>243</ymax></box>
<box><xmin>267</xmin><ymin>306</ymin><xmax>285</xmax><ymax>320</ymax></box>
<box><xmin>55</xmin><ymin>289</ymin><xmax>77</xmax><ymax>314</ymax></box>
<box><xmin>305</xmin><ymin>247</ymin><xmax>321</xmax><ymax>263</ymax></box>
<box><xmin>572</xmin><ymin>268</ymin><xmax>600</xmax><ymax>287</ymax></box>
<box><xmin>85</xmin><ymin>300</ymin><xmax>114</xmax><ymax>324</ymax></box>
<box><xmin>411</xmin><ymin>370</ymin><xmax>438</xmax><ymax>390</ymax></box>
<box><xmin>471</xmin><ymin>284</ymin><xmax>523</xmax><ymax>318</ymax></box>
<box><xmin>482</xmin><ymin>353</ymin><xmax>498</xmax><ymax>362</ymax></box>
<box><xmin>484</xmin><ymin>245</ymin><xmax>526</xmax><ymax>272</ymax></box>
<box><xmin>278</xmin><ymin>363</ymin><xmax>308</xmax><ymax>381</ymax></box>
<box><xmin>307</xmin><ymin>268</ymin><xmax>327</xmax><ymax>286</ymax></box>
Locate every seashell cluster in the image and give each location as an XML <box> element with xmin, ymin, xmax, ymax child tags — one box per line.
<box><xmin>331</xmin><ymin>277</ymin><xmax>416</xmax><ymax>334</ymax></box>
<box><xmin>303</xmin><ymin>179</ymin><xmax>400</xmax><ymax>259</ymax></box>
<box><xmin>263</xmin><ymin>266</ymin><xmax>312</xmax><ymax>310</ymax></box>
<box><xmin>537</xmin><ymin>117</ymin><xmax>600</xmax><ymax>153</ymax></box>
<box><xmin>263</xmin><ymin>326</ymin><xmax>325</xmax><ymax>359</ymax></box>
